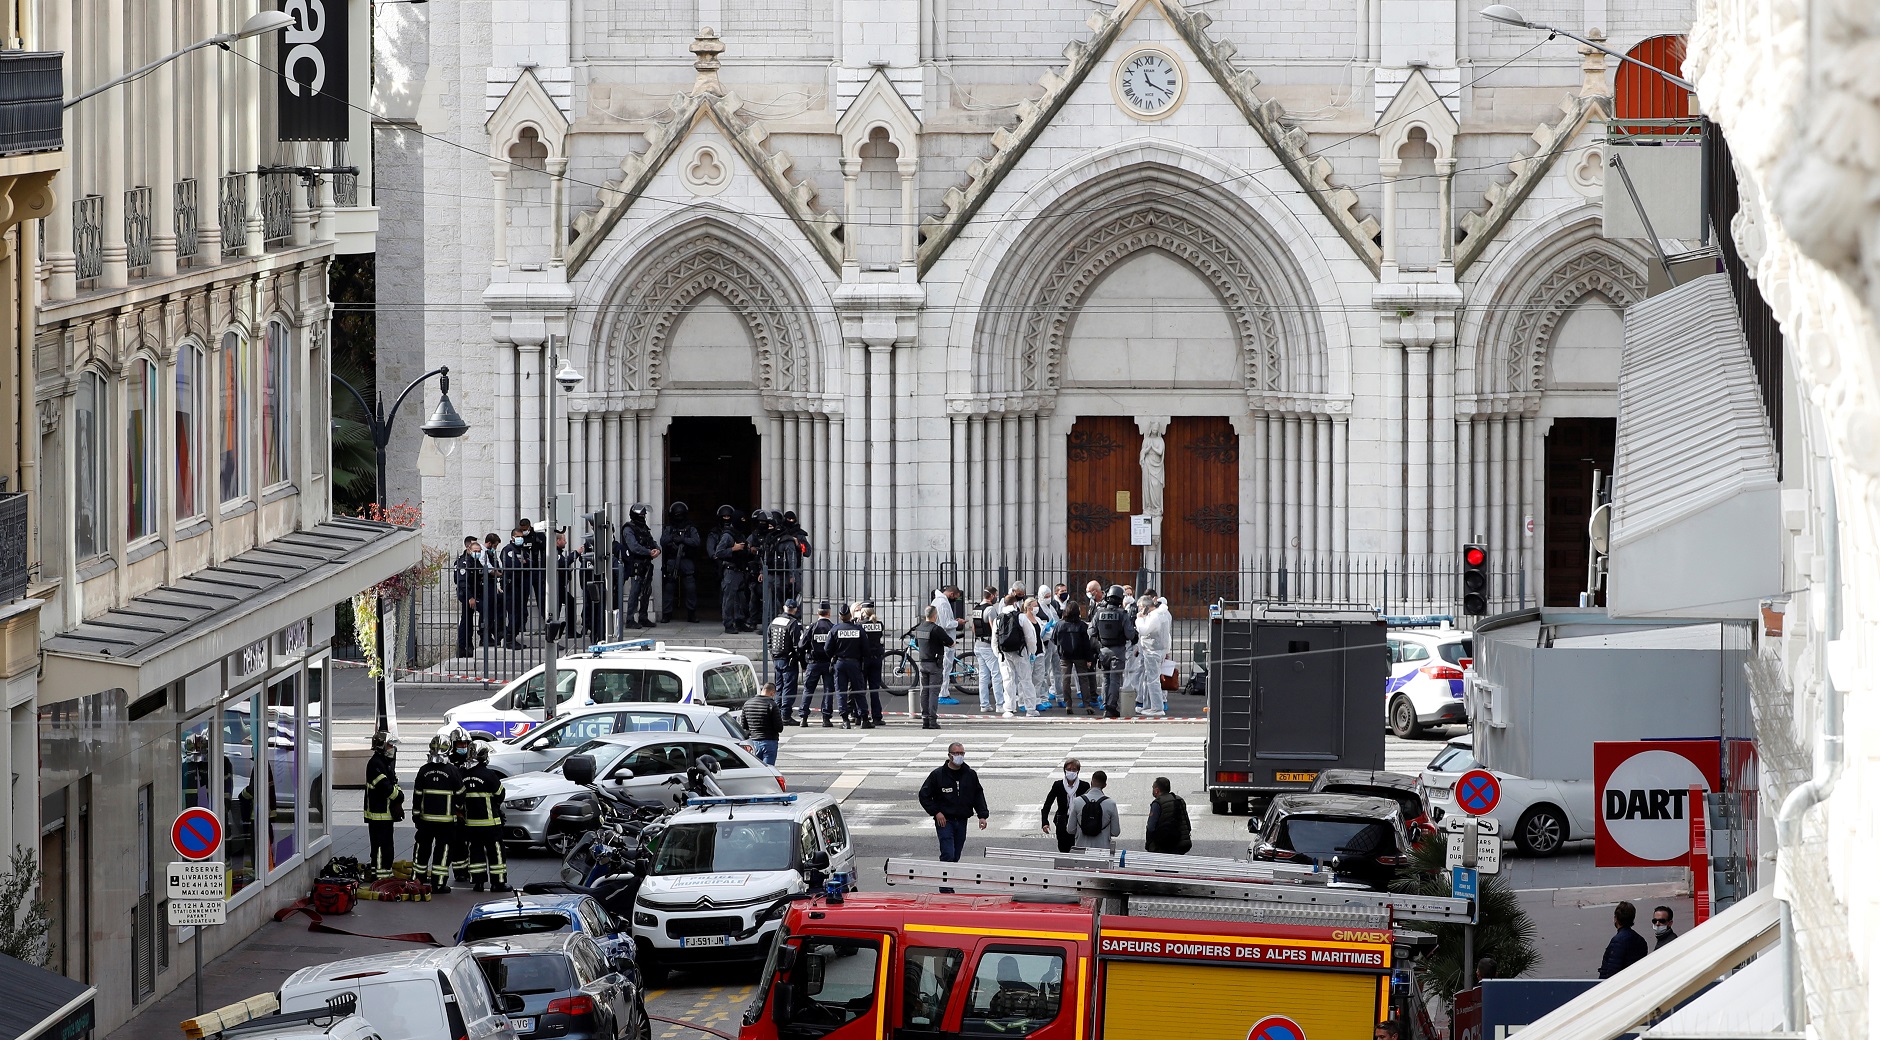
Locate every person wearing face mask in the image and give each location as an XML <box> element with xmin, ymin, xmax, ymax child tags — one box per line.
<box><xmin>1039</xmin><ymin>758</ymin><xmax>1091</xmax><ymax>853</ymax></box>
<box><xmin>1652</xmin><ymin>906</ymin><xmax>1678</xmax><ymax>948</ymax></box>
<box><xmin>918</xmin><ymin>742</ymin><xmax>989</xmax><ymax>866</ymax></box>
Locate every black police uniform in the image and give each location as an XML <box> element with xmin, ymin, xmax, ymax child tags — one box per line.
<box><xmin>453</xmin><ymin>548</ymin><xmax>483</xmax><ymax>656</ymax></box>
<box><xmin>363</xmin><ymin>749</ymin><xmax>404</xmax><ymax>879</ymax></box>
<box><xmin>659</xmin><ymin>505</ymin><xmax>701</xmax><ymax>622</ymax></box>
<box><xmin>1091</xmin><ymin>599</ymin><xmax>1138</xmax><ymax>719</ymax></box>
<box><xmin>498</xmin><ymin>536</ymin><xmax>535</xmax><ymax>644</ymax></box>
<box><xmin>550</xmin><ymin>543</ymin><xmax>580</xmax><ymax>641</ymax></box>
<box><xmin>460</xmin><ymin>763</ymin><xmax>510</xmax><ymax>890</ymax></box>
<box><xmin>412</xmin><ymin>758</ymin><xmax>464</xmax><ymax>892</ymax></box>
<box><xmin>859</xmin><ymin>611</ymin><xmax>887</xmax><ymax>725</ymax></box>
<box><xmin>706</xmin><ymin>514</ymin><xmax>752</xmax><ymax>632</ymax></box>
<box><xmin>617</xmin><ymin>511</ymin><xmax>659</xmax><ymax>628</ymax></box>
<box><xmin>777</xmin><ymin>512</ymin><xmax>811</xmax><ymax>601</ymax></box>
<box><xmin>767</xmin><ymin>607</ymin><xmax>805</xmax><ymax>719</ymax></box>
<box><xmin>798</xmin><ymin>613</ymin><xmax>838</xmax><ymax>724</ymax></box>
<box><xmin>831</xmin><ymin>616</ymin><xmax>870</xmax><ymax>728</ymax></box>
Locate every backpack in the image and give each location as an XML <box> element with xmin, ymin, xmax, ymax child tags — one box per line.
<box><xmin>312</xmin><ymin>876</ymin><xmax>357</xmax><ymax>915</ymax></box>
<box><xmin>1079</xmin><ymin>793</ymin><xmax>1108</xmax><ymax>837</ymax></box>
<box><xmin>996</xmin><ymin>609</ymin><xmax>1027</xmax><ymax>653</ymax></box>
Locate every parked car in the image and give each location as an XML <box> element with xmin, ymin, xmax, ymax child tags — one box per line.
<box><xmin>481</xmin><ymin>703</ymin><xmax>751</xmax><ymax>777</ymax></box>
<box><xmin>631</xmin><ymin>792</ymin><xmax>857</xmax><ymax>983</ymax></box>
<box><xmin>1246</xmin><ymin>793</ymin><xmax>1413</xmax><ymax>890</ymax></box>
<box><xmin>466</xmin><ymin>932</ymin><xmax>648</xmax><ymax>1040</ymax></box>
<box><xmin>457</xmin><ymin>894</ymin><xmax>636</xmax><ymax>971</ymax></box>
<box><xmin>1385</xmin><ymin>626</ymin><xmax>1474</xmax><ymax>738</ymax></box>
<box><xmin>1418</xmin><ymin>736</ymin><xmax>1596</xmax><ymax>856</ymax></box>
<box><xmin>1310</xmin><ymin>769</ymin><xmax>1432</xmax><ymax>838</ymax></box>
<box><xmin>445</xmin><ymin>643</ymin><xmax>761</xmax><ymax>740</ymax></box>
<box><xmin>501</xmin><ymin>732</ymin><xmax>784</xmax><ymax>847</ymax></box>
<box><xmin>278</xmin><ymin>948</ymin><xmax>522</xmax><ymax>1040</ymax></box>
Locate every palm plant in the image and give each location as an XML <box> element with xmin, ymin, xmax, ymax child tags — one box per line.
<box><xmin>330</xmin><ymin>355</ymin><xmax>378</xmax><ymax>515</ymax></box>
<box><xmin>1389</xmin><ymin>830</ymin><xmax>1539</xmax><ymax>1002</ymax></box>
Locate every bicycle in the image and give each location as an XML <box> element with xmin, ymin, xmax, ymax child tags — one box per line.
<box><xmin>885</xmin><ymin>633</ymin><xmax>977</xmax><ymax>697</ymax></box>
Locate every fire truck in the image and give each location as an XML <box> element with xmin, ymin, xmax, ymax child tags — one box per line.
<box><xmin>736</xmin><ymin>848</ymin><xmax>1469</xmax><ymax>1040</ymax></box>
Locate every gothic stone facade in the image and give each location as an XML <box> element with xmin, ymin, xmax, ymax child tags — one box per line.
<box><xmin>377</xmin><ymin>0</ymin><xmax>1687</xmax><ymax>609</ymax></box>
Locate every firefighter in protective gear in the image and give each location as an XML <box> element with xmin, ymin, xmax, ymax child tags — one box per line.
<box><xmin>364</xmin><ymin>731</ymin><xmax>405</xmax><ymax>879</ymax></box>
<box><xmin>413</xmin><ymin>736</ymin><xmax>465</xmax><ymax>893</ymax></box>
<box><xmin>462</xmin><ymin>744</ymin><xmax>510</xmax><ymax>892</ymax></box>
<box><xmin>446</xmin><ymin>726</ymin><xmax>476</xmax><ymax>882</ymax></box>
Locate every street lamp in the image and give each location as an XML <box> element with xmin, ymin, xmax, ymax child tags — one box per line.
<box><xmin>1477</xmin><ymin>5</ymin><xmax>1697</xmax><ymax>91</ymax></box>
<box><xmin>65</xmin><ymin>11</ymin><xmax>296</xmax><ymax>109</ymax></box>
<box><xmin>544</xmin><ymin>343</ymin><xmax>584</xmax><ymax>720</ymax></box>
<box><xmin>332</xmin><ymin>366</ymin><xmax>472</xmax><ymax>735</ymax></box>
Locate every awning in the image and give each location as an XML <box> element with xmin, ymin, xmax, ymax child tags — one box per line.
<box><xmin>1508</xmin><ymin>886</ymin><xmax>1781</xmax><ymax>1040</ymax></box>
<box><xmin>0</xmin><ymin>953</ymin><xmax>95</xmax><ymax>1040</ymax></box>
<box><xmin>1639</xmin><ymin>950</ymin><xmax>1787</xmax><ymax>1037</ymax></box>
<box><xmin>42</xmin><ymin>518</ymin><xmax>420</xmax><ymax>695</ymax></box>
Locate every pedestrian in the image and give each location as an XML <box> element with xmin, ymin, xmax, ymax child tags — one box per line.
<box><xmin>1136</xmin><ymin>593</ymin><xmax>1172</xmax><ymax>717</ymax></box>
<box><xmin>831</xmin><ymin>602</ymin><xmax>871</xmax><ymax>729</ymax></box>
<box><xmin>1050</xmin><ymin>583</ymin><xmax>1071</xmax><ymax>618</ymax></box>
<box><xmin>1054</xmin><ymin>602</ymin><xmax>1100</xmax><ymax>715</ymax></box>
<box><xmin>859</xmin><ymin>600</ymin><xmax>888</xmax><ymax>726</ymax></box>
<box><xmin>412</xmin><ymin>735</ymin><xmax>464</xmax><ymax>893</ymax></box>
<box><xmin>363</xmin><ymin>731</ymin><xmax>404</xmax><ymax>879</ymax></box>
<box><xmin>1652</xmin><ymin>906</ymin><xmax>1678</xmax><ymax>948</ymax></box>
<box><xmin>617</xmin><ymin>503</ymin><xmax>660</xmax><ymax>629</ymax></box>
<box><xmin>742</xmin><ymin>681</ymin><xmax>785</xmax><ymax>766</ymax></box>
<box><xmin>453</xmin><ymin>536</ymin><xmax>483</xmax><ymax>657</ymax></box>
<box><xmin>1073</xmin><ymin>770</ymin><xmax>1122</xmax><ymax>850</ymax></box>
<box><xmin>480</xmin><ymin>532</ymin><xmax>508</xmax><ymax>646</ymax></box>
<box><xmin>996</xmin><ymin>593</ymin><xmax>1038</xmax><ymax>717</ymax></box>
<box><xmin>1084</xmin><ymin>579</ymin><xmax>1103</xmax><ymax>614</ymax></box>
<box><xmin>1144</xmin><ymin>776</ymin><xmax>1193</xmax><ymax>854</ymax></box>
<box><xmin>1475</xmin><ymin>956</ymin><xmax>1499</xmax><ymax>981</ymax></box>
<box><xmin>798</xmin><ymin>600</ymin><xmax>838</xmax><ymax>726</ymax></box>
<box><xmin>910</xmin><ymin>605</ymin><xmax>954</xmax><ymax>729</ymax></box>
<box><xmin>970</xmin><ymin>587</ymin><xmax>1007</xmax><ymax>713</ymax></box>
<box><xmin>767</xmin><ymin>599</ymin><xmax>805</xmax><ymax>721</ymax></box>
<box><xmin>931</xmin><ymin>585</ymin><xmax>963</xmax><ymax>691</ymax></box>
<box><xmin>461</xmin><ymin>744</ymin><xmax>510</xmax><ymax>892</ymax></box>
<box><xmin>706</xmin><ymin>505</ymin><xmax>751</xmax><ymax>634</ymax></box>
<box><xmin>1039</xmin><ymin>758</ymin><xmax>1091</xmax><ymax>853</ymax></box>
<box><xmin>1032</xmin><ymin>585</ymin><xmax>1062</xmax><ymax>708</ymax></box>
<box><xmin>659</xmin><ymin>501</ymin><xmax>701</xmax><ymax>623</ymax></box>
<box><xmin>918</xmin><ymin>742</ymin><xmax>989</xmax><ymax>866</ymax></box>
<box><xmin>1091</xmin><ymin>585</ymin><xmax>1137</xmax><ymax>718</ymax></box>
<box><xmin>1598</xmin><ymin>901</ymin><xmax>1650</xmax><ymax>978</ymax></box>
<box><xmin>1374</xmin><ymin>1022</ymin><xmax>1400</xmax><ymax>1040</ymax></box>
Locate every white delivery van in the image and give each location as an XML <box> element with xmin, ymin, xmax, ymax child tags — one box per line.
<box><xmin>277</xmin><ymin>948</ymin><xmax>523</xmax><ymax>1040</ymax></box>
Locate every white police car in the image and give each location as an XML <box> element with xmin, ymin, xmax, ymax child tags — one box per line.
<box><xmin>1384</xmin><ymin>620</ymin><xmax>1474</xmax><ymax>739</ymax></box>
<box><xmin>443</xmin><ymin>640</ymin><xmax>761</xmax><ymax>740</ymax></box>
<box><xmin>629</xmin><ymin>792</ymin><xmax>857</xmax><ymax>984</ymax></box>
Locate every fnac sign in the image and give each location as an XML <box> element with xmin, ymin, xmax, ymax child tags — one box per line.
<box><xmin>1593</xmin><ymin>740</ymin><xmax>1720</xmax><ymax>867</ymax></box>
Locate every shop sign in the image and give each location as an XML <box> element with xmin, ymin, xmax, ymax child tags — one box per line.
<box><xmin>1097</xmin><ymin>932</ymin><xmax>1387</xmax><ymax>969</ymax></box>
<box><xmin>233</xmin><ymin>638</ymin><xmax>269</xmax><ymax>679</ymax></box>
<box><xmin>1593</xmin><ymin>739</ymin><xmax>1721</xmax><ymax>867</ymax></box>
<box><xmin>281</xmin><ymin>618</ymin><xmax>311</xmax><ymax>658</ymax></box>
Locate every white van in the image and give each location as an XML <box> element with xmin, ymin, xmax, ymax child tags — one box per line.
<box><xmin>278</xmin><ymin>948</ymin><xmax>523</xmax><ymax>1040</ymax></box>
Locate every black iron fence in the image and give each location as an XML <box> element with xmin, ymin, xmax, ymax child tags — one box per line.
<box><xmin>344</xmin><ymin>547</ymin><xmax>1526</xmax><ymax>686</ymax></box>
<box><xmin>0</xmin><ymin>492</ymin><xmax>26</xmax><ymax>603</ymax></box>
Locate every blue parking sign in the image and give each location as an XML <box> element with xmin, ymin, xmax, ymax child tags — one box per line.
<box><xmin>1451</xmin><ymin>866</ymin><xmax>1479</xmax><ymax>901</ymax></box>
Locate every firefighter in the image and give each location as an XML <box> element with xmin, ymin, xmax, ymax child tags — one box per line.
<box><xmin>462</xmin><ymin>744</ymin><xmax>510</xmax><ymax>892</ymax></box>
<box><xmin>413</xmin><ymin>736</ymin><xmax>465</xmax><ymax>893</ymax></box>
<box><xmin>446</xmin><ymin>727</ymin><xmax>476</xmax><ymax>883</ymax></box>
<box><xmin>363</xmin><ymin>731</ymin><xmax>405</xmax><ymax>879</ymax></box>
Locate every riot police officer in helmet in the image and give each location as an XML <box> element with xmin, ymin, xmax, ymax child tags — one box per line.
<box><xmin>660</xmin><ymin>501</ymin><xmax>701</xmax><ymax>623</ymax></box>
<box><xmin>617</xmin><ymin>503</ymin><xmax>660</xmax><ymax>629</ymax></box>
<box><xmin>707</xmin><ymin>505</ymin><xmax>751</xmax><ymax>634</ymax></box>
<box><xmin>1092</xmin><ymin>585</ymin><xmax>1137</xmax><ymax>719</ymax></box>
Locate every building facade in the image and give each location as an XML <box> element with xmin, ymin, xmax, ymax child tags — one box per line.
<box><xmin>31</xmin><ymin>1</ymin><xmax>410</xmax><ymax>1032</ymax></box>
<box><xmin>382</xmin><ymin>0</ymin><xmax>1687</xmax><ymax>612</ymax></box>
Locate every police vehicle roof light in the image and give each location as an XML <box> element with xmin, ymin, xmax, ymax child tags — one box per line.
<box><xmin>681</xmin><ymin>794</ymin><xmax>800</xmax><ymax>809</ymax></box>
<box><xmin>1381</xmin><ymin>614</ymin><xmax>1457</xmax><ymax>628</ymax></box>
<box><xmin>584</xmin><ymin>639</ymin><xmax>657</xmax><ymax>655</ymax></box>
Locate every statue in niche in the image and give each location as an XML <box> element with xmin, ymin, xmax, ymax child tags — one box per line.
<box><xmin>1139</xmin><ymin>419</ymin><xmax>1167</xmax><ymax>518</ymax></box>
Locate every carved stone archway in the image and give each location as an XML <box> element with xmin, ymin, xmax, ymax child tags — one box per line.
<box><xmin>1472</xmin><ymin>227</ymin><xmax>1651</xmax><ymax>406</ymax></box>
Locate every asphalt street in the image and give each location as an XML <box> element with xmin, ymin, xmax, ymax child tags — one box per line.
<box><xmin>114</xmin><ymin>667</ymin><xmax>1687</xmax><ymax>1039</ymax></box>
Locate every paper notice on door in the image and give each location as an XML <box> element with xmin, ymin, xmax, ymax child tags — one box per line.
<box><xmin>1130</xmin><ymin>515</ymin><xmax>1152</xmax><ymax>546</ymax></box>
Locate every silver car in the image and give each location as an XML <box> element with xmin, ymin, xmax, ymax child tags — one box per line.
<box><xmin>500</xmin><ymin>731</ymin><xmax>785</xmax><ymax>847</ymax></box>
<box><xmin>482</xmin><ymin>703</ymin><xmax>752</xmax><ymax>777</ymax></box>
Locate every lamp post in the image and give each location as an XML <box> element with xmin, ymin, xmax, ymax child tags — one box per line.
<box><xmin>544</xmin><ymin>340</ymin><xmax>584</xmax><ymax>720</ymax></box>
<box><xmin>1476</xmin><ymin>5</ymin><xmax>1697</xmax><ymax>91</ymax></box>
<box><xmin>65</xmin><ymin>11</ymin><xmax>295</xmax><ymax>109</ymax></box>
<box><xmin>333</xmin><ymin>367</ymin><xmax>471</xmax><ymax>735</ymax></box>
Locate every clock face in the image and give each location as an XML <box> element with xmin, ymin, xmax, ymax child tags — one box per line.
<box><xmin>1115</xmin><ymin>49</ymin><xmax>1184</xmax><ymax>118</ymax></box>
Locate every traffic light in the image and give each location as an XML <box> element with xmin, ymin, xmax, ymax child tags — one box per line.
<box><xmin>1462</xmin><ymin>544</ymin><xmax>1489</xmax><ymax>615</ymax></box>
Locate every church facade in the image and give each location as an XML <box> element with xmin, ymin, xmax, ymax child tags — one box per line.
<box><xmin>374</xmin><ymin>0</ymin><xmax>1686</xmax><ymax>611</ymax></box>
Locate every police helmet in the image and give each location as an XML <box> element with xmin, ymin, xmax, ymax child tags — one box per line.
<box><xmin>782</xmin><ymin>510</ymin><xmax>798</xmax><ymax>525</ymax></box>
<box><xmin>668</xmin><ymin>501</ymin><xmax>690</xmax><ymax>519</ymax></box>
<box><xmin>784</xmin><ymin>598</ymin><xmax>800</xmax><ymax>612</ymax></box>
<box><xmin>817</xmin><ymin>600</ymin><xmax>831</xmax><ymax>615</ymax></box>
<box><xmin>629</xmin><ymin>503</ymin><xmax>649</xmax><ymax>522</ymax></box>
<box><xmin>749</xmin><ymin>507</ymin><xmax>768</xmax><ymax>525</ymax></box>
<box><xmin>716</xmin><ymin>504</ymin><xmax>738</xmax><ymax>521</ymax></box>
<box><xmin>1105</xmin><ymin>584</ymin><xmax>1125</xmax><ymax>605</ymax></box>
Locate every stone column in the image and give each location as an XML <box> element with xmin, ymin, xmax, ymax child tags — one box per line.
<box><xmin>490</xmin><ymin>162</ymin><xmax>510</xmax><ymax>270</ymax></box>
<box><xmin>1378</xmin><ymin>158</ymin><xmax>1400</xmax><ymax>277</ymax></box>
<box><xmin>548</xmin><ymin>156</ymin><xmax>568</xmax><ymax>268</ymax></box>
<box><xmin>950</xmin><ymin>412</ymin><xmax>968</xmax><ymax>556</ymax></box>
<box><xmin>1231</xmin><ymin>413</ymin><xmax>1259</xmax><ymax>595</ymax></box>
<box><xmin>868</xmin><ymin>342</ymin><xmax>893</xmax><ymax>554</ymax></box>
<box><xmin>897</xmin><ymin>157</ymin><xmax>918</xmax><ymax>268</ymax></box>
<box><xmin>149</xmin><ymin>2</ymin><xmax>178</xmax><ymax>276</ymax></box>
<box><xmin>1437</xmin><ymin>157</ymin><xmax>1456</xmax><ymax>265</ymax></box>
<box><xmin>1405</xmin><ymin>343</ymin><xmax>1431</xmax><ymax>557</ymax></box>
<box><xmin>41</xmin><ymin>0</ymin><xmax>73</xmax><ymax>298</ymax></box>
<box><xmin>840</xmin><ymin>158</ymin><xmax>861</xmax><ymax>269</ymax></box>
<box><xmin>98</xmin><ymin>0</ymin><xmax>128</xmax><ymax>287</ymax></box>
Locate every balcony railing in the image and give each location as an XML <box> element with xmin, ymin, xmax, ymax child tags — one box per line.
<box><xmin>73</xmin><ymin>194</ymin><xmax>102</xmax><ymax>284</ymax></box>
<box><xmin>261</xmin><ymin>171</ymin><xmax>292</xmax><ymax>244</ymax></box>
<box><xmin>0</xmin><ymin>51</ymin><xmax>62</xmax><ymax>157</ymax></box>
<box><xmin>0</xmin><ymin>492</ymin><xmax>27</xmax><ymax>603</ymax></box>
<box><xmin>125</xmin><ymin>185</ymin><xmax>152</xmax><ymax>275</ymax></box>
<box><xmin>219</xmin><ymin>173</ymin><xmax>247</xmax><ymax>254</ymax></box>
<box><xmin>334</xmin><ymin>171</ymin><xmax>358</xmax><ymax>207</ymax></box>
<box><xmin>175</xmin><ymin>178</ymin><xmax>199</xmax><ymax>261</ymax></box>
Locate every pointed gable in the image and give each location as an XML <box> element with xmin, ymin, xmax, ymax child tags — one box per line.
<box><xmin>1376</xmin><ymin>68</ymin><xmax>1459</xmax><ymax>163</ymax></box>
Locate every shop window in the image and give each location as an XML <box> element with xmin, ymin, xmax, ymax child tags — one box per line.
<box><xmin>180</xmin><ymin>713</ymin><xmax>215</xmax><ymax>811</ymax></box>
<box><xmin>308</xmin><ymin>661</ymin><xmax>327</xmax><ymax>842</ymax></box>
<box><xmin>176</xmin><ymin>342</ymin><xmax>205</xmax><ymax>520</ymax></box>
<box><xmin>219</xmin><ymin>330</ymin><xmax>250</xmax><ymax>504</ymax></box>
<box><xmin>74</xmin><ymin>370</ymin><xmax>108</xmax><ymax>559</ymax></box>
<box><xmin>223</xmin><ymin>692</ymin><xmax>261</xmax><ymax>897</ymax></box>
<box><xmin>267</xmin><ymin>674</ymin><xmax>300</xmax><ymax>869</ymax></box>
<box><xmin>262</xmin><ymin>321</ymin><xmax>292</xmax><ymax>487</ymax></box>
<box><xmin>127</xmin><ymin>358</ymin><xmax>158</xmax><ymax>539</ymax></box>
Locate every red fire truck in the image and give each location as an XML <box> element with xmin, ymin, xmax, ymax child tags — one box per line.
<box><xmin>736</xmin><ymin>848</ymin><xmax>1467</xmax><ymax>1040</ymax></box>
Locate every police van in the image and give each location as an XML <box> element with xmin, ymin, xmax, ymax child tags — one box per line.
<box><xmin>444</xmin><ymin>640</ymin><xmax>761</xmax><ymax>740</ymax></box>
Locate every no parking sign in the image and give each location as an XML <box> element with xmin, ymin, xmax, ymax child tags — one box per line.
<box><xmin>1248</xmin><ymin>1017</ymin><xmax>1307</xmax><ymax>1040</ymax></box>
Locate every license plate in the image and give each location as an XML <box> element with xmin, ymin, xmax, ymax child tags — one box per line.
<box><xmin>1275</xmin><ymin>771</ymin><xmax>1318</xmax><ymax>783</ymax></box>
<box><xmin>509</xmin><ymin>1017</ymin><xmax>536</xmax><ymax>1034</ymax></box>
<box><xmin>681</xmin><ymin>934</ymin><xmax>731</xmax><ymax>948</ymax></box>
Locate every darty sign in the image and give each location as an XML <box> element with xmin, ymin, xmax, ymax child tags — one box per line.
<box><xmin>1097</xmin><ymin>933</ymin><xmax>1387</xmax><ymax>969</ymax></box>
<box><xmin>1593</xmin><ymin>740</ymin><xmax>1721</xmax><ymax>867</ymax></box>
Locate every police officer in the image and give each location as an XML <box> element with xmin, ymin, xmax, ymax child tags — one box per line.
<box><xmin>498</xmin><ymin>526</ymin><xmax>535</xmax><ymax>648</ymax></box>
<box><xmin>778</xmin><ymin>510</ymin><xmax>811</xmax><ymax>602</ymax></box>
<box><xmin>454</xmin><ymin>536</ymin><xmax>483</xmax><ymax>657</ymax></box>
<box><xmin>659</xmin><ymin>501</ymin><xmax>701</xmax><ymax>623</ymax></box>
<box><xmin>798</xmin><ymin>601</ymin><xmax>839</xmax><ymax>726</ymax></box>
<box><xmin>745</xmin><ymin>509</ymin><xmax>776</xmax><ymax>627</ymax></box>
<box><xmin>707</xmin><ymin>505</ymin><xmax>751</xmax><ymax>633</ymax></box>
<box><xmin>858</xmin><ymin>600</ymin><xmax>888</xmax><ymax>727</ymax></box>
<box><xmin>1092</xmin><ymin>585</ymin><xmax>1138</xmax><ymax>719</ymax></box>
<box><xmin>412</xmin><ymin>736</ymin><xmax>464</xmax><ymax>893</ymax></box>
<box><xmin>446</xmin><ymin>728</ymin><xmax>476</xmax><ymax>883</ymax></box>
<box><xmin>970</xmin><ymin>587</ymin><xmax>1007</xmax><ymax>713</ymax></box>
<box><xmin>617</xmin><ymin>504</ymin><xmax>660</xmax><ymax>629</ymax></box>
<box><xmin>767</xmin><ymin>598</ymin><xmax>805</xmax><ymax>722</ymax></box>
<box><xmin>549</xmin><ymin>528</ymin><xmax>579</xmax><ymax>641</ymax></box>
<box><xmin>461</xmin><ymin>745</ymin><xmax>510</xmax><ymax>892</ymax></box>
<box><xmin>364</xmin><ymin>731</ymin><xmax>404</xmax><ymax>879</ymax></box>
<box><xmin>831</xmin><ymin>602</ymin><xmax>871</xmax><ymax>729</ymax></box>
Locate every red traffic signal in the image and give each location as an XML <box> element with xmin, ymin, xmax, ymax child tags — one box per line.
<box><xmin>1464</xmin><ymin>546</ymin><xmax>1486</xmax><ymax>567</ymax></box>
<box><xmin>1462</xmin><ymin>543</ymin><xmax>1489</xmax><ymax>615</ymax></box>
